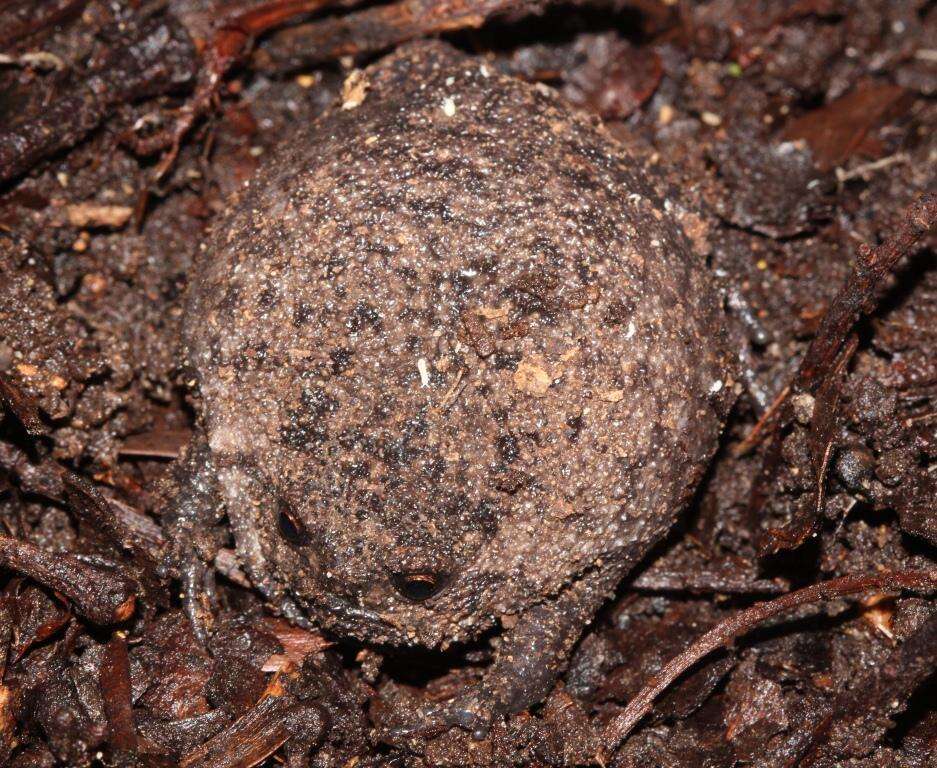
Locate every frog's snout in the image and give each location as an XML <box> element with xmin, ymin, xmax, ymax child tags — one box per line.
<box><xmin>384</xmin><ymin>543</ymin><xmax>454</xmax><ymax>603</ymax></box>
<box><xmin>391</xmin><ymin>570</ymin><xmax>450</xmax><ymax>602</ymax></box>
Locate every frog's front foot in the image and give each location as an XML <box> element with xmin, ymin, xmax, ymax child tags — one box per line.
<box><xmin>382</xmin><ymin>570</ymin><xmax>621</xmax><ymax>744</ymax></box>
<box><xmin>382</xmin><ymin>687</ymin><xmax>497</xmax><ymax>743</ymax></box>
<box><xmin>161</xmin><ymin>438</ymin><xmax>223</xmax><ymax>644</ymax></box>
<box><xmin>178</xmin><ymin>543</ymin><xmax>216</xmax><ymax>643</ymax></box>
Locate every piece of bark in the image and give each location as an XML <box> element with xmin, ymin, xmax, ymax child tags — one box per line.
<box><xmin>0</xmin><ymin>12</ymin><xmax>196</xmax><ymax>184</ymax></box>
<box><xmin>0</xmin><ymin>536</ymin><xmax>135</xmax><ymax>625</ymax></box>
<box><xmin>781</xmin><ymin>82</ymin><xmax>911</xmax><ymax>171</ymax></box>
<box><xmin>256</xmin><ymin>0</ymin><xmax>553</xmax><ymax>72</ymax></box>
<box><xmin>179</xmin><ymin>694</ymin><xmax>309</xmax><ymax>768</ymax></box>
<box><xmin>119</xmin><ymin>429</ymin><xmax>190</xmax><ymax>459</ymax></box>
<box><xmin>100</xmin><ymin>635</ymin><xmax>138</xmax><ymax>753</ymax></box>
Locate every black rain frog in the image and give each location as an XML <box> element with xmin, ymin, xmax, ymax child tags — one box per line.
<box><xmin>167</xmin><ymin>41</ymin><xmax>735</xmax><ymax>737</ymax></box>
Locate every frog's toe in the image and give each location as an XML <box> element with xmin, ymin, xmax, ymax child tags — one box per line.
<box><xmin>442</xmin><ymin>696</ymin><xmax>493</xmax><ymax>738</ymax></box>
<box><xmin>179</xmin><ymin>546</ymin><xmax>215</xmax><ymax>644</ymax></box>
<box><xmin>382</xmin><ymin>691</ymin><xmax>495</xmax><ymax>742</ymax></box>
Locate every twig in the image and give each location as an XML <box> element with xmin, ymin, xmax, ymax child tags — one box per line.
<box><xmin>747</xmin><ymin>193</ymin><xmax>937</xmax><ymax>553</ymax></box>
<box><xmin>835</xmin><ymin>152</ymin><xmax>910</xmax><ymax>184</ymax></box>
<box><xmin>133</xmin><ymin>0</ymin><xmax>341</xmax><ymax>181</ymax></box>
<box><xmin>0</xmin><ymin>51</ymin><xmax>65</xmax><ymax>70</ymax></box>
<box><xmin>759</xmin><ymin>192</ymin><xmax>934</xmax><ymax>414</ymax></box>
<box><xmin>758</xmin><ymin>334</ymin><xmax>857</xmax><ymax>554</ymax></box>
<box><xmin>797</xmin><ymin>193</ymin><xmax>935</xmax><ymax>390</ymax></box>
<box><xmin>733</xmin><ymin>383</ymin><xmax>789</xmax><ymax>457</ymax></box>
<box><xmin>598</xmin><ymin>569</ymin><xmax>937</xmax><ymax>760</ymax></box>
<box><xmin>256</xmin><ymin>0</ymin><xmax>553</xmax><ymax>72</ymax></box>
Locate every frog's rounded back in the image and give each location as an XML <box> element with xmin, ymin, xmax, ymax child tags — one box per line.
<box><xmin>184</xmin><ymin>41</ymin><xmax>734</xmax><ymax>647</ymax></box>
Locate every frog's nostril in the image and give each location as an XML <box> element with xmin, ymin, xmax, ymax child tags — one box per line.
<box><xmin>392</xmin><ymin>571</ymin><xmax>447</xmax><ymax>602</ymax></box>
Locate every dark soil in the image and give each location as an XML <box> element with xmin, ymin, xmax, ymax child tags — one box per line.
<box><xmin>0</xmin><ymin>1</ymin><xmax>934</xmax><ymax>767</ymax></box>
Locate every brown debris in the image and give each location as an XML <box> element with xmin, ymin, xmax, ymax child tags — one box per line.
<box><xmin>0</xmin><ymin>374</ymin><xmax>46</xmax><ymax>437</ymax></box>
<box><xmin>798</xmin><ymin>194</ymin><xmax>935</xmax><ymax>391</ymax></box>
<box><xmin>7</xmin><ymin>583</ymin><xmax>71</xmax><ymax>663</ymax></box>
<box><xmin>260</xmin><ymin>618</ymin><xmax>331</xmax><ymax>672</ymax></box>
<box><xmin>64</xmin><ymin>203</ymin><xmax>133</xmax><ymax>230</ymax></box>
<box><xmin>0</xmin><ymin>2</ymin><xmax>935</xmax><ymax>766</ymax></box>
<box><xmin>562</xmin><ymin>33</ymin><xmax>662</xmax><ymax>120</ymax></box>
<box><xmin>130</xmin><ymin>0</ymin><xmax>340</xmax><ymax>180</ymax></box>
<box><xmin>752</xmin><ymin>193</ymin><xmax>936</xmax><ymax>554</ymax></box>
<box><xmin>0</xmin><ymin>536</ymin><xmax>135</xmax><ymax>625</ymax></box>
<box><xmin>756</xmin><ymin>334</ymin><xmax>857</xmax><ymax>555</ymax></box>
<box><xmin>782</xmin><ymin>82</ymin><xmax>911</xmax><ymax>171</ymax></box>
<box><xmin>0</xmin><ymin>12</ymin><xmax>197</xmax><ymax>184</ymax></box>
<box><xmin>256</xmin><ymin>0</ymin><xmax>553</xmax><ymax>72</ymax></box>
<box><xmin>459</xmin><ymin>310</ymin><xmax>497</xmax><ymax>359</ymax></box>
<box><xmin>134</xmin><ymin>613</ymin><xmax>213</xmax><ymax>722</ymax></box>
<box><xmin>119</xmin><ymin>429</ymin><xmax>190</xmax><ymax>459</ymax></box>
<box><xmin>0</xmin><ymin>0</ymin><xmax>87</xmax><ymax>50</ymax></box>
<box><xmin>599</xmin><ymin>570</ymin><xmax>937</xmax><ymax>759</ymax></box>
<box><xmin>99</xmin><ymin>635</ymin><xmax>138</xmax><ymax>753</ymax></box>
<box><xmin>798</xmin><ymin>611</ymin><xmax>937</xmax><ymax>766</ymax></box>
<box><xmin>178</xmin><ymin>693</ymin><xmax>306</xmax><ymax>768</ymax></box>
<box><xmin>512</xmin><ymin>358</ymin><xmax>553</xmax><ymax>396</ymax></box>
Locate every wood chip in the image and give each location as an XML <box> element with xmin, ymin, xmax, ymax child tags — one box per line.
<box><xmin>341</xmin><ymin>69</ymin><xmax>369</xmax><ymax>110</ymax></box>
<box><xmin>476</xmin><ymin>304</ymin><xmax>509</xmax><ymax>319</ymax></box>
<box><xmin>119</xmin><ymin>429</ymin><xmax>190</xmax><ymax>459</ymax></box>
<box><xmin>66</xmin><ymin>203</ymin><xmax>133</xmax><ymax>229</ymax></box>
<box><xmin>513</xmin><ymin>359</ymin><xmax>552</xmax><ymax>396</ymax></box>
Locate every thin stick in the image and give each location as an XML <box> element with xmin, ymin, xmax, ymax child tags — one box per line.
<box><xmin>798</xmin><ymin>193</ymin><xmax>935</xmax><ymax>390</ymax></box>
<box><xmin>732</xmin><ymin>383</ymin><xmax>789</xmax><ymax>457</ymax></box>
<box><xmin>598</xmin><ymin>569</ymin><xmax>937</xmax><ymax>759</ymax></box>
<box><xmin>140</xmin><ymin>0</ymin><xmax>340</xmax><ymax>180</ymax></box>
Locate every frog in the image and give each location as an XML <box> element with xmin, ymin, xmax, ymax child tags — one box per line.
<box><xmin>167</xmin><ymin>39</ymin><xmax>735</xmax><ymax>737</ymax></box>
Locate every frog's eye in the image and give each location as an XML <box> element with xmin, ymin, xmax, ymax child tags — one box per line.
<box><xmin>392</xmin><ymin>571</ymin><xmax>446</xmax><ymax>602</ymax></box>
<box><xmin>277</xmin><ymin>503</ymin><xmax>311</xmax><ymax>547</ymax></box>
